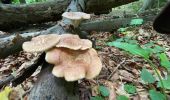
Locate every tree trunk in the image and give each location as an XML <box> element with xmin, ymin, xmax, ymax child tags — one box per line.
<box><xmin>0</xmin><ymin>0</ymin><xmax>137</xmax><ymax>30</ymax></box>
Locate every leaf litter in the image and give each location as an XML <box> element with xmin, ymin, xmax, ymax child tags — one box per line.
<box><xmin>0</xmin><ymin>22</ymin><xmax>170</xmax><ymax>100</ymax></box>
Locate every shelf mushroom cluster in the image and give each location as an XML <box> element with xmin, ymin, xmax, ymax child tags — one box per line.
<box><xmin>22</xmin><ymin>34</ymin><xmax>102</xmax><ymax>81</ymax></box>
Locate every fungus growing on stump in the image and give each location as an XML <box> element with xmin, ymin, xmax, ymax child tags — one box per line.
<box><xmin>62</xmin><ymin>12</ymin><xmax>90</xmax><ymax>28</ymax></box>
<box><xmin>22</xmin><ymin>34</ymin><xmax>102</xmax><ymax>82</ymax></box>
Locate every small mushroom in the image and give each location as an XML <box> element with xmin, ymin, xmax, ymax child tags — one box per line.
<box><xmin>62</xmin><ymin>12</ymin><xmax>90</xmax><ymax>28</ymax></box>
<box><xmin>46</xmin><ymin>48</ymin><xmax>102</xmax><ymax>81</ymax></box>
<box><xmin>22</xmin><ymin>34</ymin><xmax>60</xmax><ymax>52</ymax></box>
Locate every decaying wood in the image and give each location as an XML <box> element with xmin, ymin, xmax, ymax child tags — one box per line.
<box><xmin>85</xmin><ymin>0</ymin><xmax>138</xmax><ymax>14</ymax></box>
<box><xmin>0</xmin><ymin>0</ymin><xmax>70</xmax><ymax>30</ymax></box>
<box><xmin>29</xmin><ymin>62</ymin><xmax>79</xmax><ymax>100</ymax></box>
<box><xmin>0</xmin><ymin>0</ymin><xmax>137</xmax><ymax>30</ymax></box>
<box><xmin>80</xmin><ymin>15</ymin><xmax>156</xmax><ymax>32</ymax></box>
<box><xmin>28</xmin><ymin>0</ymin><xmax>87</xmax><ymax>99</ymax></box>
<box><xmin>0</xmin><ymin>11</ymin><xmax>157</xmax><ymax>58</ymax></box>
<box><xmin>0</xmin><ymin>31</ymin><xmax>46</xmax><ymax>58</ymax></box>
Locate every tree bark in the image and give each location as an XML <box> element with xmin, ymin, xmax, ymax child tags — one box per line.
<box><xmin>0</xmin><ymin>0</ymin><xmax>137</xmax><ymax>30</ymax></box>
<box><xmin>29</xmin><ymin>62</ymin><xmax>79</xmax><ymax>100</ymax></box>
<box><xmin>0</xmin><ymin>0</ymin><xmax>70</xmax><ymax>30</ymax></box>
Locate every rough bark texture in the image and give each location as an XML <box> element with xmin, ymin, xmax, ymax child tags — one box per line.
<box><xmin>29</xmin><ymin>62</ymin><xmax>79</xmax><ymax>100</ymax></box>
<box><xmin>0</xmin><ymin>0</ymin><xmax>137</xmax><ymax>30</ymax></box>
<box><xmin>0</xmin><ymin>0</ymin><xmax>70</xmax><ymax>30</ymax></box>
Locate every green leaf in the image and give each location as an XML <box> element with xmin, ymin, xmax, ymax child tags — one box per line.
<box><xmin>140</xmin><ymin>68</ymin><xmax>156</xmax><ymax>83</ymax></box>
<box><xmin>107</xmin><ymin>42</ymin><xmax>150</xmax><ymax>59</ymax></box>
<box><xmin>118</xmin><ymin>28</ymin><xmax>127</xmax><ymax>32</ymax></box>
<box><xmin>90</xmin><ymin>96</ymin><xmax>104</xmax><ymax>100</ymax></box>
<box><xmin>144</xmin><ymin>42</ymin><xmax>155</xmax><ymax>48</ymax></box>
<box><xmin>107</xmin><ymin>34</ymin><xmax>117</xmax><ymax>41</ymax></box>
<box><xmin>130</xmin><ymin>18</ymin><xmax>144</xmax><ymax>26</ymax></box>
<box><xmin>98</xmin><ymin>85</ymin><xmax>110</xmax><ymax>97</ymax></box>
<box><xmin>0</xmin><ymin>87</ymin><xmax>12</xmax><ymax>100</ymax></box>
<box><xmin>124</xmin><ymin>84</ymin><xmax>136</xmax><ymax>94</ymax></box>
<box><xmin>116</xmin><ymin>95</ymin><xmax>129</xmax><ymax>100</ymax></box>
<box><xmin>159</xmin><ymin>53</ymin><xmax>170</xmax><ymax>70</ymax></box>
<box><xmin>149</xmin><ymin>90</ymin><xmax>166</xmax><ymax>100</ymax></box>
<box><xmin>128</xmin><ymin>40</ymin><xmax>138</xmax><ymax>44</ymax></box>
<box><xmin>96</xmin><ymin>46</ymin><xmax>102</xmax><ymax>50</ymax></box>
<box><xmin>152</xmin><ymin>46</ymin><xmax>165</xmax><ymax>53</ymax></box>
<box><xmin>158</xmin><ymin>75</ymin><xmax>170</xmax><ymax>89</ymax></box>
<box><xmin>12</xmin><ymin>0</ymin><xmax>20</xmax><ymax>4</ymax></box>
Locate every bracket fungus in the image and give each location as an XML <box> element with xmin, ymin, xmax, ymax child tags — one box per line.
<box><xmin>56</xmin><ymin>34</ymin><xmax>92</xmax><ymax>50</ymax></box>
<box><xmin>22</xmin><ymin>34</ymin><xmax>102</xmax><ymax>81</ymax></box>
<box><xmin>62</xmin><ymin>12</ymin><xmax>90</xmax><ymax>28</ymax></box>
<box><xmin>22</xmin><ymin>34</ymin><xmax>60</xmax><ymax>52</ymax></box>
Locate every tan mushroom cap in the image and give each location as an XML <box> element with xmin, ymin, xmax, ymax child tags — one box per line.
<box><xmin>85</xmin><ymin>48</ymin><xmax>102</xmax><ymax>79</ymax></box>
<box><xmin>64</xmin><ymin>61</ymin><xmax>86</xmax><ymax>81</ymax></box>
<box><xmin>46</xmin><ymin>47</ymin><xmax>102</xmax><ymax>81</ymax></box>
<box><xmin>45</xmin><ymin>48</ymin><xmax>61</xmax><ymax>65</ymax></box>
<box><xmin>22</xmin><ymin>34</ymin><xmax>60</xmax><ymax>52</ymax></box>
<box><xmin>52</xmin><ymin>65</ymin><xmax>65</xmax><ymax>77</ymax></box>
<box><xmin>46</xmin><ymin>48</ymin><xmax>90</xmax><ymax>65</ymax></box>
<box><xmin>81</xmin><ymin>39</ymin><xmax>92</xmax><ymax>50</ymax></box>
<box><xmin>56</xmin><ymin>34</ymin><xmax>92</xmax><ymax>50</ymax></box>
<box><xmin>56</xmin><ymin>34</ymin><xmax>82</xmax><ymax>50</ymax></box>
<box><xmin>62</xmin><ymin>12</ymin><xmax>90</xmax><ymax>20</ymax></box>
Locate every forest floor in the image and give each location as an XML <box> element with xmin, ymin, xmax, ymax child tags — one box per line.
<box><xmin>0</xmin><ymin>14</ymin><xmax>170</xmax><ymax>100</ymax></box>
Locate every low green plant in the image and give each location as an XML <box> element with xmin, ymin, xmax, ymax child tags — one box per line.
<box><xmin>90</xmin><ymin>85</ymin><xmax>110</xmax><ymax>100</ymax></box>
<box><xmin>124</xmin><ymin>84</ymin><xmax>137</xmax><ymax>94</ymax></box>
<box><xmin>116</xmin><ymin>95</ymin><xmax>129</xmax><ymax>100</ymax></box>
<box><xmin>107</xmin><ymin>39</ymin><xmax>170</xmax><ymax>97</ymax></box>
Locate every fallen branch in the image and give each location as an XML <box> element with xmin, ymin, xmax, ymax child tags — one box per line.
<box><xmin>0</xmin><ymin>0</ymin><xmax>137</xmax><ymax>30</ymax></box>
<box><xmin>0</xmin><ymin>31</ymin><xmax>46</xmax><ymax>58</ymax></box>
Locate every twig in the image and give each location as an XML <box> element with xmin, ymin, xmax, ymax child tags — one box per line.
<box><xmin>108</xmin><ymin>59</ymin><xmax>126</xmax><ymax>80</ymax></box>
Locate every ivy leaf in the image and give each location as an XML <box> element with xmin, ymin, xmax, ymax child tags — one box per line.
<box><xmin>116</xmin><ymin>95</ymin><xmax>129</xmax><ymax>100</ymax></box>
<box><xmin>107</xmin><ymin>42</ymin><xmax>150</xmax><ymax>59</ymax></box>
<box><xmin>98</xmin><ymin>85</ymin><xmax>110</xmax><ymax>97</ymax></box>
<box><xmin>140</xmin><ymin>68</ymin><xmax>156</xmax><ymax>83</ymax></box>
<box><xmin>130</xmin><ymin>18</ymin><xmax>144</xmax><ymax>26</ymax></box>
<box><xmin>124</xmin><ymin>84</ymin><xmax>136</xmax><ymax>94</ymax></box>
<box><xmin>90</xmin><ymin>96</ymin><xmax>104</xmax><ymax>100</ymax></box>
<box><xmin>149</xmin><ymin>90</ymin><xmax>166</xmax><ymax>100</ymax></box>
<box><xmin>158</xmin><ymin>75</ymin><xmax>170</xmax><ymax>89</ymax></box>
<box><xmin>159</xmin><ymin>53</ymin><xmax>170</xmax><ymax>70</ymax></box>
<box><xmin>0</xmin><ymin>87</ymin><xmax>12</xmax><ymax>100</ymax></box>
